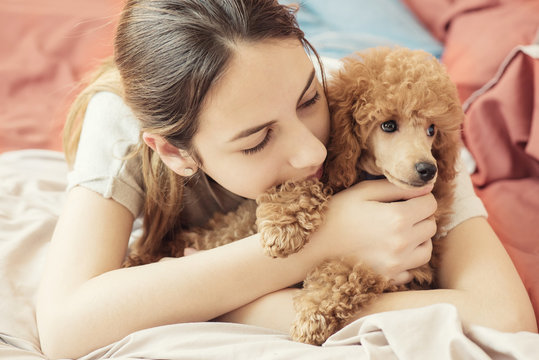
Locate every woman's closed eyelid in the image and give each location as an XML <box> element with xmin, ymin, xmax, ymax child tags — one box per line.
<box><xmin>299</xmin><ymin>90</ymin><xmax>321</xmax><ymax>109</ymax></box>
<box><xmin>241</xmin><ymin>128</ymin><xmax>273</xmax><ymax>155</ymax></box>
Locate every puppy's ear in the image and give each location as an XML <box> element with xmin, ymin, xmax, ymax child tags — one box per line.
<box><xmin>324</xmin><ymin>52</ymin><xmax>379</xmax><ymax>190</ymax></box>
<box><xmin>433</xmin><ymin>126</ymin><xmax>461</xmax><ymax>182</ymax></box>
<box><xmin>324</xmin><ymin>71</ymin><xmax>367</xmax><ymax>190</ymax></box>
<box><xmin>325</xmin><ymin>103</ymin><xmax>361</xmax><ymax>190</ymax></box>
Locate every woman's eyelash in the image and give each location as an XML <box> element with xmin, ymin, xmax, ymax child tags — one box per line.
<box><xmin>300</xmin><ymin>91</ymin><xmax>320</xmax><ymax>109</ymax></box>
<box><xmin>242</xmin><ymin>128</ymin><xmax>273</xmax><ymax>155</ymax></box>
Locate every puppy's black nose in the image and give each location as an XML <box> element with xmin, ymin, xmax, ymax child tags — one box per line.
<box><xmin>415</xmin><ymin>162</ymin><xmax>437</xmax><ymax>182</ymax></box>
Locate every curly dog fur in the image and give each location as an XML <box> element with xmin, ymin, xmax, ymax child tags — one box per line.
<box><xmin>124</xmin><ymin>47</ymin><xmax>464</xmax><ymax>345</ymax></box>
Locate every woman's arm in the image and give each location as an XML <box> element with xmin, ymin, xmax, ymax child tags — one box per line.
<box><xmin>439</xmin><ymin>216</ymin><xmax>536</xmax><ymax>332</ymax></box>
<box><xmin>220</xmin><ymin>217</ymin><xmax>537</xmax><ymax>334</ymax></box>
<box><xmin>37</xmin><ymin>187</ymin><xmax>326</xmax><ymax>358</ymax></box>
<box><xmin>37</xmin><ymin>180</ymin><xmax>436</xmax><ymax>359</ymax></box>
<box><xmin>353</xmin><ymin>217</ymin><xmax>537</xmax><ymax>332</ymax></box>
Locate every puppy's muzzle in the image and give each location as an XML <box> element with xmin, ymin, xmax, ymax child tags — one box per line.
<box><xmin>415</xmin><ymin>162</ymin><xmax>437</xmax><ymax>182</ymax></box>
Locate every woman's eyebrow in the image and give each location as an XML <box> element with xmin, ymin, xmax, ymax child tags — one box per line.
<box><xmin>228</xmin><ymin>69</ymin><xmax>315</xmax><ymax>143</ymax></box>
<box><xmin>228</xmin><ymin>120</ymin><xmax>277</xmax><ymax>142</ymax></box>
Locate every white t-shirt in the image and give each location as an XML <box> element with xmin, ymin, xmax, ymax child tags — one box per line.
<box><xmin>67</xmin><ymin>91</ymin><xmax>487</xmax><ymax>233</ymax></box>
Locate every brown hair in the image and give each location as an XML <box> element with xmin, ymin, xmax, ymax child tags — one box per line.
<box><xmin>63</xmin><ymin>0</ymin><xmax>325</xmax><ymax>265</ymax></box>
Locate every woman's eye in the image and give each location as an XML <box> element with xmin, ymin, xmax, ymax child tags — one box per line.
<box><xmin>242</xmin><ymin>129</ymin><xmax>273</xmax><ymax>155</ymax></box>
<box><xmin>381</xmin><ymin>120</ymin><xmax>398</xmax><ymax>133</ymax></box>
<box><xmin>299</xmin><ymin>91</ymin><xmax>320</xmax><ymax>109</ymax></box>
<box><xmin>427</xmin><ymin>124</ymin><xmax>436</xmax><ymax>136</ymax></box>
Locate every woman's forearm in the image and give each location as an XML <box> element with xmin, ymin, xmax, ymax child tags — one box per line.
<box><xmin>220</xmin><ymin>218</ymin><xmax>537</xmax><ymax>336</ymax></box>
<box><xmin>350</xmin><ymin>217</ymin><xmax>536</xmax><ymax>333</ymax></box>
<box><xmin>38</xmin><ymin>233</ymin><xmax>327</xmax><ymax>358</ymax></box>
<box><xmin>348</xmin><ymin>288</ymin><xmax>536</xmax><ymax>333</ymax></box>
<box><xmin>220</xmin><ymin>284</ymin><xmax>536</xmax><ymax>340</ymax></box>
<box><xmin>216</xmin><ymin>288</ymin><xmax>300</xmax><ymax>332</ymax></box>
<box><xmin>38</xmin><ymin>187</ymin><xmax>340</xmax><ymax>359</ymax></box>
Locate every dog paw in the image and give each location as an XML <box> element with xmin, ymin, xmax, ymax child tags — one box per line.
<box><xmin>290</xmin><ymin>313</ymin><xmax>337</xmax><ymax>345</ymax></box>
<box><xmin>258</xmin><ymin>221</ymin><xmax>310</xmax><ymax>257</ymax></box>
<box><xmin>256</xmin><ymin>179</ymin><xmax>331</xmax><ymax>257</ymax></box>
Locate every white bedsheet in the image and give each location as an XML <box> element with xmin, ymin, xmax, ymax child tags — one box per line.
<box><xmin>1</xmin><ymin>150</ymin><xmax>538</xmax><ymax>359</ymax></box>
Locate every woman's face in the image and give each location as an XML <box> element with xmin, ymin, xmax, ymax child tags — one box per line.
<box><xmin>193</xmin><ymin>39</ymin><xmax>330</xmax><ymax>199</ymax></box>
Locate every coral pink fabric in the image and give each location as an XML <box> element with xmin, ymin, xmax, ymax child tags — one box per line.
<box><xmin>404</xmin><ymin>0</ymin><xmax>539</xmax><ymax>327</ymax></box>
<box><xmin>464</xmin><ymin>51</ymin><xmax>539</xmax><ymax>321</ymax></box>
<box><xmin>0</xmin><ymin>0</ymin><xmax>122</xmax><ymax>153</ymax></box>
<box><xmin>403</xmin><ymin>0</ymin><xmax>539</xmax><ymax>103</ymax></box>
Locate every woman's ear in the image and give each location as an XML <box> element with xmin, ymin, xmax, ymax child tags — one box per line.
<box><xmin>142</xmin><ymin>132</ymin><xmax>198</xmax><ymax>176</ymax></box>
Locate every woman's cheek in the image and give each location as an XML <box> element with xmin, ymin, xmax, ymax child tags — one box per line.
<box><xmin>246</xmin><ymin>163</ymin><xmax>281</xmax><ymax>198</ymax></box>
<box><xmin>222</xmin><ymin>166</ymin><xmax>272</xmax><ymax>199</ymax></box>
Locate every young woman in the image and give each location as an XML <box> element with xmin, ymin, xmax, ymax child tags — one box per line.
<box><xmin>36</xmin><ymin>0</ymin><xmax>537</xmax><ymax>358</ymax></box>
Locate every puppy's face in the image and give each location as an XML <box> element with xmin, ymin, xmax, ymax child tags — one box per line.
<box><xmin>326</xmin><ymin>47</ymin><xmax>463</xmax><ymax>191</ymax></box>
<box><xmin>359</xmin><ymin>117</ymin><xmax>438</xmax><ymax>189</ymax></box>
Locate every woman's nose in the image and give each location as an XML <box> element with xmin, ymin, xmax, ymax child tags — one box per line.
<box><xmin>287</xmin><ymin>130</ymin><xmax>327</xmax><ymax>169</ymax></box>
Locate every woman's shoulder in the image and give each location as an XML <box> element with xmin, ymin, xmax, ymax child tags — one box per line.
<box><xmin>89</xmin><ymin>90</ymin><xmax>124</xmax><ymax>105</ymax></box>
<box><xmin>81</xmin><ymin>91</ymin><xmax>141</xmax><ymax>152</ymax></box>
<box><xmin>68</xmin><ymin>91</ymin><xmax>144</xmax><ymax>218</ymax></box>
<box><xmin>86</xmin><ymin>91</ymin><xmax>139</xmax><ymax>130</ymax></box>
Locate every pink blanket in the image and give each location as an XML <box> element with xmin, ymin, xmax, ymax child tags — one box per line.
<box><xmin>404</xmin><ymin>0</ymin><xmax>539</xmax><ymax>327</ymax></box>
<box><xmin>0</xmin><ymin>0</ymin><xmax>122</xmax><ymax>153</ymax></box>
<box><xmin>403</xmin><ymin>0</ymin><xmax>539</xmax><ymax>102</ymax></box>
<box><xmin>464</xmin><ymin>46</ymin><xmax>539</xmax><ymax>324</ymax></box>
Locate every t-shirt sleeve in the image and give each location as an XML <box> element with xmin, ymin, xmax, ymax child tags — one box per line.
<box><xmin>67</xmin><ymin>91</ymin><xmax>145</xmax><ymax>217</ymax></box>
<box><xmin>443</xmin><ymin>156</ymin><xmax>488</xmax><ymax>234</ymax></box>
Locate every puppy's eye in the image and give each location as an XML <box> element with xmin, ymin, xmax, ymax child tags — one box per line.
<box><xmin>381</xmin><ymin>120</ymin><xmax>398</xmax><ymax>133</ymax></box>
<box><xmin>427</xmin><ymin>124</ymin><xmax>436</xmax><ymax>137</ymax></box>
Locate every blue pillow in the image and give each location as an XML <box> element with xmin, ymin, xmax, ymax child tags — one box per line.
<box><xmin>280</xmin><ymin>0</ymin><xmax>443</xmax><ymax>59</ymax></box>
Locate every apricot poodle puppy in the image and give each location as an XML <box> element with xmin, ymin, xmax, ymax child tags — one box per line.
<box><xmin>125</xmin><ymin>47</ymin><xmax>464</xmax><ymax>345</ymax></box>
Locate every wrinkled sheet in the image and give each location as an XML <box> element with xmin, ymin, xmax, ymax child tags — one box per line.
<box><xmin>1</xmin><ymin>150</ymin><xmax>539</xmax><ymax>360</ymax></box>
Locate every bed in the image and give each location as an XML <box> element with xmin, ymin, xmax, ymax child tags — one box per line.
<box><xmin>1</xmin><ymin>0</ymin><xmax>538</xmax><ymax>359</ymax></box>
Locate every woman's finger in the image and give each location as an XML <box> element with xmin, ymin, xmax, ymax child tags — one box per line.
<box><xmin>396</xmin><ymin>193</ymin><xmax>438</xmax><ymax>225</ymax></box>
<box><xmin>408</xmin><ymin>239</ymin><xmax>433</xmax><ymax>268</ymax></box>
<box><xmin>411</xmin><ymin>215</ymin><xmax>437</xmax><ymax>244</ymax></box>
<box><xmin>388</xmin><ymin>239</ymin><xmax>433</xmax><ymax>285</ymax></box>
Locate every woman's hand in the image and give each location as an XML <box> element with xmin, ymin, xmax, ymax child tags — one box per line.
<box><xmin>176</xmin><ymin>180</ymin><xmax>435</xmax><ymax>285</ymax></box>
<box><xmin>311</xmin><ymin>179</ymin><xmax>437</xmax><ymax>285</ymax></box>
